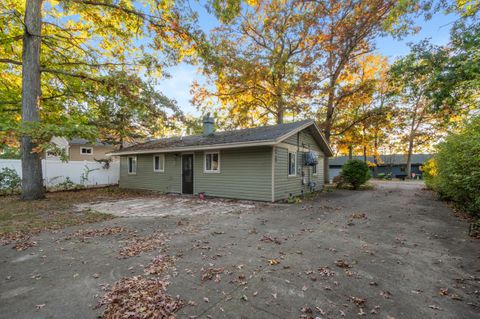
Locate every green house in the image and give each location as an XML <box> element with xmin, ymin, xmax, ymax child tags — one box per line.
<box><xmin>111</xmin><ymin>118</ymin><xmax>333</xmax><ymax>202</ymax></box>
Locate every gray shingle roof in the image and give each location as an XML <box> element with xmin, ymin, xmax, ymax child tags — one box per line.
<box><xmin>111</xmin><ymin>120</ymin><xmax>333</xmax><ymax>155</ymax></box>
<box><xmin>69</xmin><ymin>138</ymin><xmax>112</xmax><ymax>146</ymax></box>
<box><xmin>329</xmin><ymin>154</ymin><xmax>433</xmax><ymax>166</ymax></box>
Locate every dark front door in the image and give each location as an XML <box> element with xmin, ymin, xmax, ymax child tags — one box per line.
<box><xmin>182</xmin><ymin>154</ymin><xmax>194</xmax><ymax>194</ymax></box>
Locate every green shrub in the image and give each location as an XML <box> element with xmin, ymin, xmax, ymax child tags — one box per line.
<box><xmin>0</xmin><ymin>167</ymin><xmax>21</xmax><ymax>194</ymax></box>
<box><xmin>340</xmin><ymin>159</ymin><xmax>371</xmax><ymax>190</ymax></box>
<box><xmin>422</xmin><ymin>158</ymin><xmax>438</xmax><ymax>189</ymax></box>
<box><xmin>426</xmin><ymin>117</ymin><xmax>480</xmax><ymax>217</ymax></box>
<box><xmin>56</xmin><ymin>177</ymin><xmax>77</xmax><ymax>190</ymax></box>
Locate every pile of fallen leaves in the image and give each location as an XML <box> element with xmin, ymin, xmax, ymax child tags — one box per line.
<box><xmin>1</xmin><ymin>231</ymin><xmax>39</xmax><ymax>251</ymax></box>
<box><xmin>144</xmin><ymin>255</ymin><xmax>175</xmax><ymax>275</ymax></box>
<box><xmin>99</xmin><ymin>276</ymin><xmax>183</xmax><ymax>319</ymax></box>
<box><xmin>0</xmin><ymin>231</ymin><xmax>29</xmax><ymax>245</ymax></box>
<box><xmin>12</xmin><ymin>240</ymin><xmax>37</xmax><ymax>251</ymax></box>
<box><xmin>119</xmin><ymin>232</ymin><xmax>167</xmax><ymax>258</ymax></box>
<box><xmin>65</xmin><ymin>226</ymin><xmax>126</xmax><ymax>241</ymax></box>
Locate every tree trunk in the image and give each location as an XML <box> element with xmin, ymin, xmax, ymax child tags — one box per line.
<box><xmin>20</xmin><ymin>0</ymin><xmax>44</xmax><ymax>200</ymax></box>
<box><xmin>348</xmin><ymin>146</ymin><xmax>353</xmax><ymax>159</ymax></box>
<box><xmin>362</xmin><ymin>125</ymin><xmax>367</xmax><ymax>162</ymax></box>
<box><xmin>277</xmin><ymin>109</ymin><xmax>284</xmax><ymax>124</ymax></box>
<box><xmin>373</xmin><ymin>131</ymin><xmax>378</xmax><ymax>178</ymax></box>
<box><xmin>322</xmin><ymin>82</ymin><xmax>335</xmax><ymax>184</ymax></box>
<box><xmin>406</xmin><ymin>137</ymin><xmax>414</xmax><ymax>179</ymax></box>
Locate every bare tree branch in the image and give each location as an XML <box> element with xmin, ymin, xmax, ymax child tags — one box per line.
<box><xmin>0</xmin><ymin>58</ymin><xmax>22</xmax><ymax>66</ymax></box>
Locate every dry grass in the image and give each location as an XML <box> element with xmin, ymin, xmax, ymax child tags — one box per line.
<box><xmin>0</xmin><ymin>186</ymin><xmax>155</xmax><ymax>238</ymax></box>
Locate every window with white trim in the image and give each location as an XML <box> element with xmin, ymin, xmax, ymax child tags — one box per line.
<box><xmin>80</xmin><ymin>147</ymin><xmax>93</xmax><ymax>155</ymax></box>
<box><xmin>288</xmin><ymin>152</ymin><xmax>296</xmax><ymax>176</ymax></box>
<box><xmin>127</xmin><ymin>156</ymin><xmax>137</xmax><ymax>174</ymax></box>
<box><xmin>204</xmin><ymin>152</ymin><xmax>220</xmax><ymax>173</ymax></box>
<box><xmin>312</xmin><ymin>163</ymin><xmax>317</xmax><ymax>175</ymax></box>
<box><xmin>153</xmin><ymin>154</ymin><xmax>165</xmax><ymax>172</ymax></box>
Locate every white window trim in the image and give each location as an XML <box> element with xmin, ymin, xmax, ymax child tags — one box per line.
<box><xmin>80</xmin><ymin>146</ymin><xmax>93</xmax><ymax>155</ymax></box>
<box><xmin>153</xmin><ymin>154</ymin><xmax>165</xmax><ymax>172</ymax></box>
<box><xmin>288</xmin><ymin>151</ymin><xmax>297</xmax><ymax>177</ymax></box>
<box><xmin>204</xmin><ymin>151</ymin><xmax>221</xmax><ymax>173</ymax></box>
<box><xmin>127</xmin><ymin>156</ymin><xmax>137</xmax><ymax>175</ymax></box>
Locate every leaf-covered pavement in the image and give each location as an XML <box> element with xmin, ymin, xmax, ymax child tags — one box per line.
<box><xmin>0</xmin><ymin>181</ymin><xmax>479</xmax><ymax>318</ymax></box>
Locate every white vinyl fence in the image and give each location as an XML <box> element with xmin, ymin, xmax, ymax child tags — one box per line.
<box><xmin>0</xmin><ymin>159</ymin><xmax>119</xmax><ymax>187</ymax></box>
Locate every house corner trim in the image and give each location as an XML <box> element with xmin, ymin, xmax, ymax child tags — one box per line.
<box><xmin>271</xmin><ymin>146</ymin><xmax>275</xmax><ymax>202</ymax></box>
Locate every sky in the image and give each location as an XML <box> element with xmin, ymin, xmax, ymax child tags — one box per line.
<box><xmin>158</xmin><ymin>4</ymin><xmax>459</xmax><ymax>117</ymax></box>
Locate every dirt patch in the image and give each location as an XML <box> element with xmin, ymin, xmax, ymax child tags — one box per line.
<box><xmin>0</xmin><ymin>187</ymin><xmax>157</xmax><ymax>238</ymax></box>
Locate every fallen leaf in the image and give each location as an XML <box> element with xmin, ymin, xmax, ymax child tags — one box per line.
<box><xmin>268</xmin><ymin>259</ymin><xmax>280</xmax><ymax>265</ymax></box>
<box><xmin>260</xmin><ymin>235</ymin><xmax>282</xmax><ymax>245</ymax></box>
<box><xmin>350</xmin><ymin>296</ymin><xmax>366</xmax><ymax>308</ymax></box>
<box><xmin>439</xmin><ymin>288</ymin><xmax>448</xmax><ymax>296</ymax></box>
<box><xmin>335</xmin><ymin>260</ymin><xmax>351</xmax><ymax>268</ymax></box>
<box><xmin>428</xmin><ymin>305</ymin><xmax>442</xmax><ymax>310</ymax></box>
<box><xmin>381</xmin><ymin>291</ymin><xmax>392</xmax><ymax>299</ymax></box>
<box><xmin>201</xmin><ymin>267</ymin><xmax>224</xmax><ymax>281</ymax></box>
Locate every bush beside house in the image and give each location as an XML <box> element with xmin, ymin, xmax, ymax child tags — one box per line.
<box><xmin>423</xmin><ymin>117</ymin><xmax>480</xmax><ymax>218</ymax></box>
<box><xmin>0</xmin><ymin>167</ymin><xmax>21</xmax><ymax>194</ymax></box>
<box><xmin>340</xmin><ymin>159</ymin><xmax>371</xmax><ymax>190</ymax></box>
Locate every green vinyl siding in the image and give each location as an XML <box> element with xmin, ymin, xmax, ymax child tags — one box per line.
<box><xmin>283</xmin><ymin>129</ymin><xmax>321</xmax><ymax>151</ymax></box>
<box><xmin>193</xmin><ymin>147</ymin><xmax>272</xmax><ymax>201</ymax></box>
<box><xmin>119</xmin><ymin>153</ymin><xmax>181</xmax><ymax>193</ymax></box>
<box><xmin>275</xmin><ymin>129</ymin><xmax>325</xmax><ymax>200</ymax></box>
<box><xmin>118</xmin><ymin>128</ymin><xmax>326</xmax><ymax>202</ymax></box>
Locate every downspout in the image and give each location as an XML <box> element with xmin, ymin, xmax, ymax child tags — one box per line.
<box><xmin>271</xmin><ymin>146</ymin><xmax>275</xmax><ymax>202</ymax></box>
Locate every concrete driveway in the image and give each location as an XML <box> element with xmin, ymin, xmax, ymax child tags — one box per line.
<box><xmin>1</xmin><ymin>181</ymin><xmax>479</xmax><ymax>318</ymax></box>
